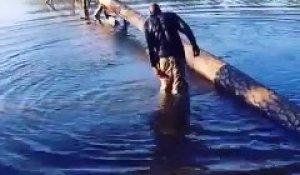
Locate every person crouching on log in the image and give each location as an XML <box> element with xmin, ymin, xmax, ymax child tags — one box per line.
<box><xmin>45</xmin><ymin>0</ymin><xmax>54</xmax><ymax>8</ymax></box>
<box><xmin>94</xmin><ymin>0</ymin><xmax>128</xmax><ymax>30</ymax></box>
<box><xmin>144</xmin><ymin>3</ymin><xmax>200</xmax><ymax>95</ymax></box>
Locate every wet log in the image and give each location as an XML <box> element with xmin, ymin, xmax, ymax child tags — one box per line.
<box><xmin>102</xmin><ymin>0</ymin><xmax>300</xmax><ymax>134</ymax></box>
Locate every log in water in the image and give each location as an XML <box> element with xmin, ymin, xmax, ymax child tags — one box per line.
<box><xmin>102</xmin><ymin>0</ymin><xmax>300</xmax><ymax>134</ymax></box>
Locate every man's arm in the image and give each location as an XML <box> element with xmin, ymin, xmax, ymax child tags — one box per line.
<box><xmin>177</xmin><ymin>15</ymin><xmax>200</xmax><ymax>56</ymax></box>
<box><xmin>144</xmin><ymin>20</ymin><xmax>168</xmax><ymax>78</ymax></box>
<box><xmin>144</xmin><ymin>21</ymin><xmax>158</xmax><ymax>68</ymax></box>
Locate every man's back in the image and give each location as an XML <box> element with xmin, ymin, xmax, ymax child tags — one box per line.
<box><xmin>145</xmin><ymin>12</ymin><xmax>185</xmax><ymax>58</ymax></box>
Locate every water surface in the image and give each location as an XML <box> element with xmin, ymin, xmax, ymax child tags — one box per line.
<box><xmin>0</xmin><ymin>0</ymin><xmax>300</xmax><ymax>174</ymax></box>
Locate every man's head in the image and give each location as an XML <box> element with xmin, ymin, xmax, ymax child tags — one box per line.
<box><xmin>149</xmin><ymin>3</ymin><xmax>161</xmax><ymax>16</ymax></box>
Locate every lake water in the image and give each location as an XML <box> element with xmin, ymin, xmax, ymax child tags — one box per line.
<box><xmin>0</xmin><ymin>0</ymin><xmax>300</xmax><ymax>174</ymax></box>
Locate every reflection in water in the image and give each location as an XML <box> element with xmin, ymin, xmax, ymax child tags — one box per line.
<box><xmin>153</xmin><ymin>92</ymin><xmax>190</xmax><ymax>137</ymax></box>
<box><xmin>150</xmin><ymin>92</ymin><xmax>207</xmax><ymax>174</ymax></box>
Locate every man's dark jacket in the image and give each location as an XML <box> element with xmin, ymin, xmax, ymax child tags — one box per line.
<box><xmin>144</xmin><ymin>12</ymin><xmax>198</xmax><ymax>67</ymax></box>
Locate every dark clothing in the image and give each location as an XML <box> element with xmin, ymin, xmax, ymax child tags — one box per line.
<box><xmin>83</xmin><ymin>0</ymin><xmax>91</xmax><ymax>20</ymax></box>
<box><xmin>144</xmin><ymin>12</ymin><xmax>198</xmax><ymax>67</ymax></box>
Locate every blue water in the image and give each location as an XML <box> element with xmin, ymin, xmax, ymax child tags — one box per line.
<box><xmin>0</xmin><ymin>0</ymin><xmax>300</xmax><ymax>174</ymax></box>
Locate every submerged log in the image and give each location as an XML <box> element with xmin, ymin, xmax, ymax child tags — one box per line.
<box><xmin>102</xmin><ymin>0</ymin><xmax>300</xmax><ymax>134</ymax></box>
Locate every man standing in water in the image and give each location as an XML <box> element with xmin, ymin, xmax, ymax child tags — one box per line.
<box><xmin>144</xmin><ymin>3</ymin><xmax>200</xmax><ymax>95</ymax></box>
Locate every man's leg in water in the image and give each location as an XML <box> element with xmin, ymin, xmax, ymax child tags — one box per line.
<box><xmin>157</xmin><ymin>57</ymin><xmax>173</xmax><ymax>93</ymax></box>
<box><xmin>45</xmin><ymin>0</ymin><xmax>54</xmax><ymax>6</ymax></box>
<box><xmin>81</xmin><ymin>0</ymin><xmax>90</xmax><ymax>20</ymax></box>
<box><xmin>122</xmin><ymin>19</ymin><xmax>129</xmax><ymax>31</ymax></box>
<box><xmin>71</xmin><ymin>0</ymin><xmax>76</xmax><ymax>15</ymax></box>
<box><xmin>94</xmin><ymin>3</ymin><xmax>102</xmax><ymax>21</ymax></box>
<box><xmin>172</xmin><ymin>58</ymin><xmax>188</xmax><ymax>95</ymax></box>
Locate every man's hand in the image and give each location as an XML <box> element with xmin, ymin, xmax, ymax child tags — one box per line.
<box><xmin>153</xmin><ymin>68</ymin><xmax>168</xmax><ymax>78</ymax></box>
<box><xmin>193</xmin><ymin>45</ymin><xmax>200</xmax><ymax>57</ymax></box>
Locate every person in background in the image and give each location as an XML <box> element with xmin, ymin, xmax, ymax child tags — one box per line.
<box><xmin>45</xmin><ymin>0</ymin><xmax>55</xmax><ymax>9</ymax></box>
<box><xmin>94</xmin><ymin>0</ymin><xmax>128</xmax><ymax>30</ymax></box>
<box><xmin>82</xmin><ymin>0</ymin><xmax>91</xmax><ymax>21</ymax></box>
<box><xmin>144</xmin><ymin>3</ymin><xmax>200</xmax><ymax>95</ymax></box>
<box><xmin>94</xmin><ymin>0</ymin><xmax>109</xmax><ymax>21</ymax></box>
